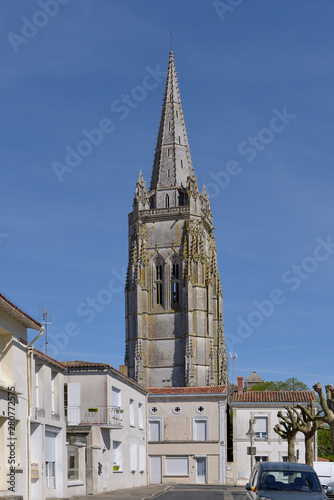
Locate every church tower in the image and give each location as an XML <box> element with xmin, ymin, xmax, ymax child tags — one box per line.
<box><xmin>125</xmin><ymin>51</ymin><xmax>227</xmax><ymax>388</ymax></box>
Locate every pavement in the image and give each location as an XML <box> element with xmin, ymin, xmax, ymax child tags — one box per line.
<box><xmin>70</xmin><ymin>484</ymin><xmax>172</xmax><ymax>500</ymax></box>
<box><xmin>70</xmin><ymin>484</ymin><xmax>245</xmax><ymax>500</ymax></box>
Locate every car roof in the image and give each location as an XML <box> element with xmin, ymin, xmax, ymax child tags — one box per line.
<box><xmin>258</xmin><ymin>462</ymin><xmax>315</xmax><ymax>472</ymax></box>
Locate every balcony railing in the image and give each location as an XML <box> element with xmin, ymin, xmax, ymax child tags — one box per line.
<box><xmin>66</xmin><ymin>406</ymin><xmax>123</xmax><ymax>427</ymax></box>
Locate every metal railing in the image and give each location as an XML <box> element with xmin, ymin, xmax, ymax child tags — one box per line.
<box><xmin>66</xmin><ymin>406</ymin><xmax>122</xmax><ymax>426</ymax></box>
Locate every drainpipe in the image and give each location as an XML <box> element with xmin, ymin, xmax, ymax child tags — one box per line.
<box><xmin>26</xmin><ymin>327</ymin><xmax>44</xmax><ymax>500</ymax></box>
<box><xmin>219</xmin><ymin>400</ymin><xmax>226</xmax><ymax>485</ymax></box>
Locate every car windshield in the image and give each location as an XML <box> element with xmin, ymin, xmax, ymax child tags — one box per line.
<box><xmin>258</xmin><ymin>470</ymin><xmax>322</xmax><ymax>493</ymax></box>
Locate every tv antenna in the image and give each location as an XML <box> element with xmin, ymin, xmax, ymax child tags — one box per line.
<box><xmin>38</xmin><ymin>307</ymin><xmax>54</xmax><ymax>355</ymax></box>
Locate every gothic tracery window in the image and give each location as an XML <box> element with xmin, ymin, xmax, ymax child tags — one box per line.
<box><xmin>155</xmin><ymin>262</ymin><xmax>163</xmax><ymax>305</ymax></box>
<box><xmin>171</xmin><ymin>261</ymin><xmax>180</xmax><ymax>304</ymax></box>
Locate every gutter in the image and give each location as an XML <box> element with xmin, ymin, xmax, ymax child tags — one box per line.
<box><xmin>26</xmin><ymin>326</ymin><xmax>44</xmax><ymax>500</ymax></box>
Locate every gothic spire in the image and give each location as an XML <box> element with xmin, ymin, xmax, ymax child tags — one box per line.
<box><xmin>150</xmin><ymin>51</ymin><xmax>194</xmax><ymax>191</ymax></box>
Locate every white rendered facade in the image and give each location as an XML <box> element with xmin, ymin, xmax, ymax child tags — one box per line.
<box><xmin>229</xmin><ymin>392</ymin><xmax>316</xmax><ymax>485</ymax></box>
<box><xmin>147</xmin><ymin>386</ymin><xmax>227</xmax><ymax>485</ymax></box>
<box><xmin>64</xmin><ymin>362</ymin><xmax>148</xmax><ymax>495</ymax></box>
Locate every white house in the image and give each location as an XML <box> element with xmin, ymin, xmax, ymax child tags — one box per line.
<box><xmin>229</xmin><ymin>377</ymin><xmax>317</xmax><ymax>485</ymax></box>
<box><xmin>64</xmin><ymin>361</ymin><xmax>148</xmax><ymax>496</ymax></box>
<box><xmin>30</xmin><ymin>348</ymin><xmax>67</xmax><ymax>500</ymax></box>
<box><xmin>0</xmin><ymin>292</ymin><xmax>43</xmax><ymax>499</ymax></box>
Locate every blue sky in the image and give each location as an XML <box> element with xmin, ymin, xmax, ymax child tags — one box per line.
<box><xmin>1</xmin><ymin>1</ymin><xmax>334</xmax><ymax>390</ymax></box>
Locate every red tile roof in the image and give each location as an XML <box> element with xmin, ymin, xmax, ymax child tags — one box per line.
<box><xmin>148</xmin><ymin>385</ymin><xmax>227</xmax><ymax>395</ymax></box>
<box><xmin>232</xmin><ymin>391</ymin><xmax>316</xmax><ymax>403</ymax></box>
<box><xmin>0</xmin><ymin>292</ymin><xmax>41</xmax><ymax>329</ymax></box>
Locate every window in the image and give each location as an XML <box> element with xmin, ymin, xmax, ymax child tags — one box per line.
<box><xmin>64</xmin><ymin>384</ymin><xmax>68</xmax><ymax>417</ymax></box>
<box><xmin>130</xmin><ymin>443</ymin><xmax>137</xmax><ymax>472</ymax></box>
<box><xmin>171</xmin><ymin>261</ymin><xmax>180</xmax><ymax>304</ymax></box>
<box><xmin>138</xmin><ymin>403</ymin><xmax>144</xmax><ymax>429</ymax></box>
<box><xmin>148</xmin><ymin>419</ymin><xmax>161</xmax><ymax>441</ymax></box>
<box><xmin>112</xmin><ymin>387</ymin><xmax>121</xmax><ymax>408</ymax></box>
<box><xmin>165</xmin><ymin>457</ymin><xmax>189</xmax><ymax>476</ymax></box>
<box><xmin>67</xmin><ymin>446</ymin><xmax>79</xmax><ymax>480</ymax></box>
<box><xmin>35</xmin><ymin>365</ymin><xmax>39</xmax><ymax>409</ymax></box>
<box><xmin>51</xmin><ymin>372</ymin><xmax>56</xmax><ymax>415</ymax></box>
<box><xmin>255</xmin><ymin>455</ymin><xmax>268</xmax><ymax>463</ymax></box>
<box><xmin>194</xmin><ymin>418</ymin><xmax>207</xmax><ymax>441</ymax></box>
<box><xmin>155</xmin><ymin>262</ymin><xmax>163</xmax><ymax>305</ymax></box>
<box><xmin>139</xmin><ymin>445</ymin><xmax>145</xmax><ymax>472</ymax></box>
<box><xmin>165</xmin><ymin>194</ymin><xmax>169</xmax><ymax>208</ymax></box>
<box><xmin>254</xmin><ymin>416</ymin><xmax>268</xmax><ymax>439</ymax></box>
<box><xmin>113</xmin><ymin>441</ymin><xmax>122</xmax><ymax>471</ymax></box>
<box><xmin>129</xmin><ymin>399</ymin><xmax>135</xmax><ymax>426</ymax></box>
<box><xmin>45</xmin><ymin>431</ymin><xmax>56</xmax><ymax>488</ymax></box>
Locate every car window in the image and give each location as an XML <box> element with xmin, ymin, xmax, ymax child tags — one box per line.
<box><xmin>258</xmin><ymin>470</ymin><xmax>322</xmax><ymax>492</ymax></box>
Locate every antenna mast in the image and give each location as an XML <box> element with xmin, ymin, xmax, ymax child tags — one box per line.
<box><xmin>38</xmin><ymin>307</ymin><xmax>53</xmax><ymax>355</ymax></box>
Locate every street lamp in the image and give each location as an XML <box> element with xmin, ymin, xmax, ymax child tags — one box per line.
<box><xmin>246</xmin><ymin>418</ymin><xmax>256</xmax><ymax>471</ymax></box>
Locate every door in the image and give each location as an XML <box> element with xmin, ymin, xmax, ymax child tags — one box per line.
<box><xmin>150</xmin><ymin>456</ymin><xmax>162</xmax><ymax>484</ymax></box>
<box><xmin>85</xmin><ymin>447</ymin><xmax>93</xmax><ymax>495</ymax></box>
<box><xmin>196</xmin><ymin>457</ymin><xmax>207</xmax><ymax>484</ymax></box>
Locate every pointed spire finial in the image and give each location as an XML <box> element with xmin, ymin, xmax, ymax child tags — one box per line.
<box><xmin>170</xmin><ymin>30</ymin><xmax>173</xmax><ymax>52</ymax></box>
<box><xmin>150</xmin><ymin>51</ymin><xmax>193</xmax><ymax>191</ymax></box>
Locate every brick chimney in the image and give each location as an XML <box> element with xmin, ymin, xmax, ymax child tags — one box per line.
<box><xmin>119</xmin><ymin>365</ymin><xmax>128</xmax><ymax>377</ymax></box>
<box><xmin>237</xmin><ymin>376</ymin><xmax>243</xmax><ymax>392</ymax></box>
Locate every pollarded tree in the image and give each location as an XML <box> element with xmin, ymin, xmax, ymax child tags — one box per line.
<box><xmin>274</xmin><ymin>405</ymin><xmax>302</xmax><ymax>462</ymax></box>
<box><xmin>313</xmin><ymin>383</ymin><xmax>334</xmax><ymax>454</ymax></box>
<box><xmin>296</xmin><ymin>403</ymin><xmax>325</xmax><ymax>467</ymax></box>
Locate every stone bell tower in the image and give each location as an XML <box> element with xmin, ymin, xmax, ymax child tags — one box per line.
<box><xmin>125</xmin><ymin>51</ymin><xmax>227</xmax><ymax>388</ymax></box>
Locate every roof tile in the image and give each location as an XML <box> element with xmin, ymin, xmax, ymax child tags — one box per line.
<box><xmin>232</xmin><ymin>391</ymin><xmax>316</xmax><ymax>403</ymax></box>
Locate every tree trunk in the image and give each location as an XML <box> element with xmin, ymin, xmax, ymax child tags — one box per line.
<box><xmin>305</xmin><ymin>435</ymin><xmax>314</xmax><ymax>466</ymax></box>
<box><xmin>288</xmin><ymin>436</ymin><xmax>295</xmax><ymax>462</ymax></box>
<box><xmin>328</xmin><ymin>421</ymin><xmax>334</xmax><ymax>455</ymax></box>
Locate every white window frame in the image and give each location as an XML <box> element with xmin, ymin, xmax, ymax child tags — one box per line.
<box><xmin>112</xmin><ymin>387</ymin><xmax>121</xmax><ymax>408</ymax></box>
<box><xmin>45</xmin><ymin>431</ymin><xmax>56</xmax><ymax>489</ymax></box>
<box><xmin>51</xmin><ymin>372</ymin><xmax>55</xmax><ymax>415</ymax></box>
<box><xmin>193</xmin><ymin>417</ymin><xmax>208</xmax><ymax>441</ymax></box>
<box><xmin>255</xmin><ymin>455</ymin><xmax>269</xmax><ymax>463</ymax></box>
<box><xmin>254</xmin><ymin>415</ymin><xmax>268</xmax><ymax>440</ymax></box>
<box><xmin>129</xmin><ymin>399</ymin><xmax>135</xmax><ymax>427</ymax></box>
<box><xmin>165</xmin><ymin>456</ymin><xmax>189</xmax><ymax>477</ymax></box>
<box><xmin>138</xmin><ymin>403</ymin><xmax>144</xmax><ymax>429</ymax></box>
<box><xmin>35</xmin><ymin>364</ymin><xmax>39</xmax><ymax>409</ymax></box>
<box><xmin>113</xmin><ymin>441</ymin><xmax>122</xmax><ymax>471</ymax></box>
<box><xmin>148</xmin><ymin>418</ymin><xmax>162</xmax><ymax>442</ymax></box>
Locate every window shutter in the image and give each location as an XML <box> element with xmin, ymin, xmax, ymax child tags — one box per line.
<box><xmin>130</xmin><ymin>443</ymin><xmax>137</xmax><ymax>471</ymax></box>
<box><xmin>149</xmin><ymin>420</ymin><xmax>160</xmax><ymax>441</ymax></box>
<box><xmin>45</xmin><ymin>432</ymin><xmax>56</xmax><ymax>462</ymax></box>
<box><xmin>254</xmin><ymin>417</ymin><xmax>267</xmax><ymax>433</ymax></box>
<box><xmin>139</xmin><ymin>445</ymin><xmax>146</xmax><ymax>472</ymax></box>
<box><xmin>195</xmin><ymin>419</ymin><xmax>207</xmax><ymax>441</ymax></box>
